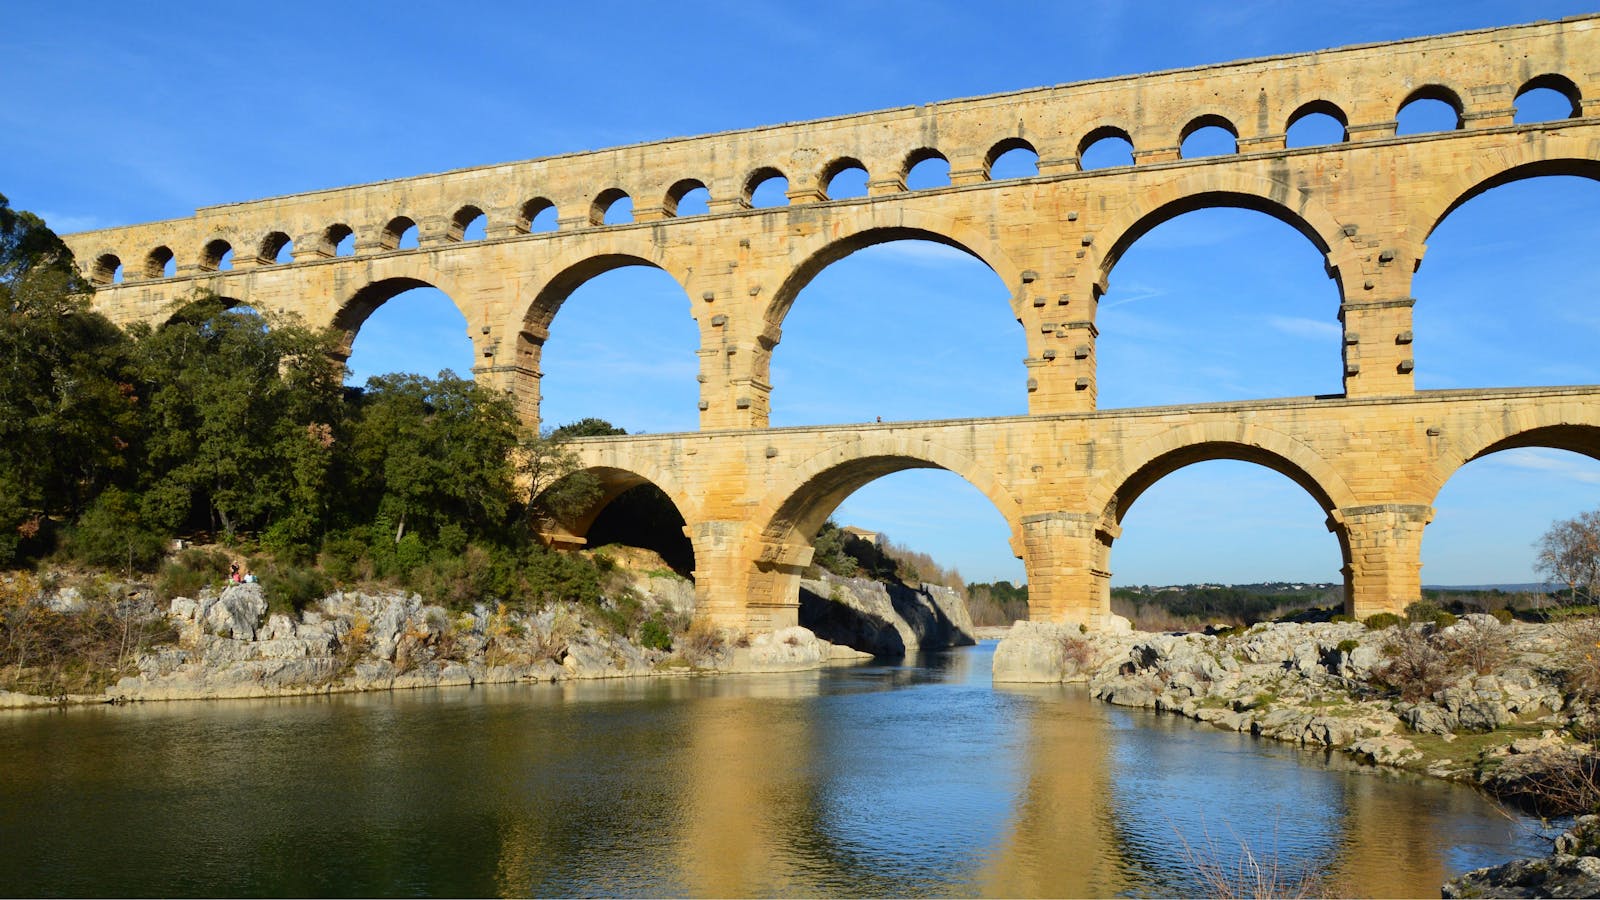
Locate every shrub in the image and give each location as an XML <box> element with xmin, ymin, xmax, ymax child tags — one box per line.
<box><xmin>638</xmin><ymin>615</ymin><xmax>672</xmax><ymax>652</ymax></box>
<box><xmin>1363</xmin><ymin>612</ymin><xmax>1403</xmax><ymax>630</ymax></box>
<box><xmin>67</xmin><ymin>488</ymin><xmax>167</xmax><ymax>573</ymax></box>
<box><xmin>1372</xmin><ymin>627</ymin><xmax>1456</xmax><ymax>702</ymax></box>
<box><xmin>682</xmin><ymin>618</ymin><xmax>724</xmax><ymax>663</ymax></box>
<box><xmin>1404</xmin><ymin>600</ymin><xmax>1443</xmax><ymax>624</ymax></box>
<box><xmin>1336</xmin><ymin>638</ymin><xmax>1360</xmax><ymax>654</ymax></box>
<box><xmin>155</xmin><ymin>547</ymin><xmax>231</xmax><ymax>601</ymax></box>
<box><xmin>258</xmin><ymin>561</ymin><xmax>332</xmax><ymax>617</ymax></box>
<box><xmin>1492</xmin><ymin>608</ymin><xmax>1515</xmax><ymax>624</ymax></box>
<box><xmin>318</xmin><ymin>532</ymin><xmax>372</xmax><ymax>584</ymax></box>
<box><xmin>1058</xmin><ymin>634</ymin><xmax>1096</xmax><ymax>671</ymax></box>
<box><xmin>1438</xmin><ymin>615</ymin><xmax>1510</xmax><ymax>675</ymax></box>
<box><xmin>1329</xmin><ymin>613</ymin><xmax>1355</xmax><ymax>624</ymax></box>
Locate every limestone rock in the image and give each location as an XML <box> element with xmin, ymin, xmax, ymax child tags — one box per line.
<box><xmin>1445</xmin><ymin>816</ymin><xmax>1600</xmax><ymax>898</ymax></box>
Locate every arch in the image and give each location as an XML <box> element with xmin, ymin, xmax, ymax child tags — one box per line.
<box><xmin>259</xmin><ymin>231</ymin><xmax>292</xmax><ymax>264</ymax></box>
<box><xmin>144</xmin><ymin>245</ymin><xmax>174</xmax><ymax>279</ymax></box>
<box><xmin>449</xmin><ymin>204</ymin><xmax>487</xmax><ymax>241</ymax></box>
<box><xmin>664</xmin><ymin>178</ymin><xmax>709</xmax><ymax>217</ymax></box>
<box><xmin>90</xmin><ymin>252</ymin><xmax>122</xmax><ymax>285</ymax></box>
<box><xmin>1515</xmin><ymin>73</ymin><xmax>1582</xmax><ymax>121</ymax></box>
<box><xmin>591</xmin><ymin>188</ymin><xmax>631</xmax><ymax>225</ymax></box>
<box><xmin>520</xmin><ymin>197</ymin><xmax>558</xmax><ymax>233</ymax></box>
<box><xmin>331</xmin><ymin>272</ymin><xmax>471</xmax><ymax>359</ymax></box>
<box><xmin>744</xmin><ymin>167</ymin><xmax>788</xmax><ymax>208</ymax></box>
<box><xmin>321</xmin><ymin>223</ymin><xmax>355</xmax><ymax>257</ymax></box>
<box><xmin>1284</xmin><ymin>100</ymin><xmax>1348</xmax><ymax>147</ymax></box>
<box><xmin>1087</xmin><ymin>424</ymin><xmax>1359</xmax><ymax>530</ymax></box>
<box><xmin>820</xmin><ymin>157</ymin><xmax>868</xmax><ymax>199</ymax></box>
<box><xmin>1424</xmin><ymin>154</ymin><xmax>1600</xmax><ymax>239</ymax></box>
<box><xmin>381</xmin><ymin>216</ymin><xmax>417</xmax><ymax>251</ymax></box>
<box><xmin>199</xmin><ymin>238</ymin><xmax>233</xmax><ymax>272</ymax></box>
<box><xmin>753</xmin><ymin>436</ymin><xmax>1024</xmax><ymax>557</ymax></box>
<box><xmin>985</xmin><ymin>136</ymin><xmax>1036</xmax><ymax>178</ymax></box>
<box><xmin>902</xmin><ymin>147</ymin><xmax>951</xmax><ymax>188</ymax></box>
<box><xmin>1396</xmin><ymin>85</ymin><xmax>1464</xmax><ymax>133</ymax></box>
<box><xmin>520</xmin><ymin>251</ymin><xmax>689</xmax><ymax>336</ymax></box>
<box><xmin>1179</xmin><ymin>114</ymin><xmax>1238</xmax><ymax>158</ymax></box>
<box><xmin>763</xmin><ymin>217</ymin><xmax>1023</xmax><ymax>328</ymax></box>
<box><xmin>1094</xmin><ymin>174</ymin><xmax>1342</xmax><ymax>284</ymax></box>
<box><xmin>1078</xmin><ymin>125</ymin><xmax>1136</xmax><ymax>170</ymax></box>
<box><xmin>534</xmin><ymin>463</ymin><xmax>699</xmax><ymax>555</ymax></box>
<box><xmin>1429</xmin><ymin>416</ymin><xmax>1600</xmax><ymax>505</ymax></box>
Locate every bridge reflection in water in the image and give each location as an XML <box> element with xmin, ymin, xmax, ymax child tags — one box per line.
<box><xmin>0</xmin><ymin>644</ymin><xmax>1547</xmax><ymax>897</ymax></box>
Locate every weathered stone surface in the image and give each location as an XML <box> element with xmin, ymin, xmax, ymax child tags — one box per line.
<box><xmin>799</xmin><ymin>574</ymin><xmax>974</xmax><ymax>656</ymax></box>
<box><xmin>63</xmin><ymin>18</ymin><xmax>1600</xmax><ymax>633</ymax></box>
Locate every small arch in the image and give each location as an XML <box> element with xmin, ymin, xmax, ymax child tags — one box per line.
<box><xmin>821</xmin><ymin>157</ymin><xmax>869</xmax><ymax>200</ymax></box>
<box><xmin>986</xmin><ymin>138</ymin><xmax>1039</xmax><ymax>179</ymax></box>
<box><xmin>200</xmin><ymin>239</ymin><xmax>233</xmax><ymax>272</ymax></box>
<box><xmin>1179</xmin><ymin>115</ymin><xmax>1239</xmax><ymax>158</ymax></box>
<box><xmin>259</xmin><ymin>231</ymin><xmax>293</xmax><ymax>265</ymax></box>
<box><xmin>91</xmin><ymin>253</ymin><xmax>122</xmax><ymax>285</ymax></box>
<box><xmin>520</xmin><ymin>197</ymin><xmax>558</xmax><ymax>233</ymax></box>
<box><xmin>903</xmin><ymin>147</ymin><xmax>950</xmax><ymax>189</ymax></box>
<box><xmin>1284</xmin><ymin>100</ymin><xmax>1348</xmax><ymax>148</ymax></box>
<box><xmin>382</xmin><ymin>216</ymin><xmax>418</xmax><ymax>251</ymax></box>
<box><xmin>1078</xmin><ymin>125</ymin><xmax>1135</xmax><ymax>170</ymax></box>
<box><xmin>144</xmin><ymin>246</ymin><xmax>174</xmax><ymax>279</ymax></box>
<box><xmin>664</xmin><ymin>179</ymin><xmax>710</xmax><ymax>217</ymax></box>
<box><xmin>1396</xmin><ymin>85</ymin><xmax>1463</xmax><ymax>135</ymax></box>
<box><xmin>1515</xmin><ymin>74</ymin><xmax>1582</xmax><ymax>123</ymax></box>
<box><xmin>592</xmin><ymin>188</ymin><xmax>632</xmax><ymax>225</ymax></box>
<box><xmin>450</xmin><ymin>205</ymin><xmax>487</xmax><ymax>241</ymax></box>
<box><xmin>320</xmin><ymin>223</ymin><xmax>355</xmax><ymax>257</ymax></box>
<box><xmin>745</xmin><ymin>167</ymin><xmax>789</xmax><ymax>208</ymax></box>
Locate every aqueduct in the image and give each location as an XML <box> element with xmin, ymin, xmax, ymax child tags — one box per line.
<box><xmin>63</xmin><ymin>16</ymin><xmax>1600</xmax><ymax>629</ymax></box>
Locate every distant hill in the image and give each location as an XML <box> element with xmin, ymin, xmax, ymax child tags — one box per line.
<box><xmin>1424</xmin><ymin>583</ymin><xmax>1557</xmax><ymax>593</ymax></box>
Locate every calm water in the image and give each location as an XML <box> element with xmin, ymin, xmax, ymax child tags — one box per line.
<box><xmin>0</xmin><ymin>642</ymin><xmax>1548</xmax><ymax>897</ymax></box>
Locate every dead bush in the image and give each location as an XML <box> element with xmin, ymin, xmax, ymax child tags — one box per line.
<box><xmin>1438</xmin><ymin>616</ymin><xmax>1512</xmax><ymax>675</ymax></box>
<box><xmin>681</xmin><ymin>618</ymin><xmax>725</xmax><ymax>664</ymax></box>
<box><xmin>1371</xmin><ymin>627</ymin><xmax>1458</xmax><ymax>702</ymax></box>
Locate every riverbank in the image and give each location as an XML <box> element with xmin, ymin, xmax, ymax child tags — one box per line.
<box><xmin>0</xmin><ymin>580</ymin><xmax>882</xmax><ymax>710</ymax></box>
<box><xmin>993</xmin><ymin>616</ymin><xmax>1600</xmax><ymax>810</ymax></box>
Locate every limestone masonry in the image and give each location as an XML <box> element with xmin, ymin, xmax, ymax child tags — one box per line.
<box><xmin>61</xmin><ymin>17</ymin><xmax>1600</xmax><ymax>629</ymax></box>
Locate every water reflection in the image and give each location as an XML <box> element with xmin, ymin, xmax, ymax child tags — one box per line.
<box><xmin>0</xmin><ymin>645</ymin><xmax>1551</xmax><ymax>898</ymax></box>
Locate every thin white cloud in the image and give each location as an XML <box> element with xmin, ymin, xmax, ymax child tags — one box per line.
<box><xmin>1487</xmin><ymin>449</ymin><xmax>1600</xmax><ymax>484</ymax></box>
<box><xmin>866</xmin><ymin>241</ymin><xmax>979</xmax><ymax>266</ymax></box>
<box><xmin>1267</xmin><ymin>315</ymin><xmax>1341</xmax><ymax>340</ymax></box>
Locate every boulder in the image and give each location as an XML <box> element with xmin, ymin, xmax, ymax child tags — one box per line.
<box><xmin>197</xmin><ymin>585</ymin><xmax>267</xmax><ymax>641</ymax></box>
<box><xmin>991</xmin><ymin>621</ymin><xmax>1082</xmax><ymax>683</ymax></box>
<box><xmin>1444</xmin><ymin>816</ymin><xmax>1600</xmax><ymax>898</ymax></box>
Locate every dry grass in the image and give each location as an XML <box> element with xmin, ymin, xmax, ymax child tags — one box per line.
<box><xmin>1174</xmin><ymin>821</ymin><xmax>1337</xmax><ymax>899</ymax></box>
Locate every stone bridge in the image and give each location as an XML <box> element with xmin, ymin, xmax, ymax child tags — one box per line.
<box><xmin>61</xmin><ymin>16</ymin><xmax>1600</xmax><ymax>628</ymax></box>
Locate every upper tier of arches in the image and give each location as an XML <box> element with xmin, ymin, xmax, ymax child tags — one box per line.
<box><xmin>72</xmin><ymin>18</ymin><xmax>1596</xmax><ymax>287</ymax></box>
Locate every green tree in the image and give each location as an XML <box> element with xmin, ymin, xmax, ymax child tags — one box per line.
<box><xmin>131</xmin><ymin>295</ymin><xmax>345</xmax><ymax>544</ymax></box>
<box><xmin>0</xmin><ymin>195</ymin><xmax>140</xmax><ymax>563</ymax></box>
<box><xmin>347</xmin><ymin>371</ymin><xmax>523</xmax><ymax>546</ymax></box>
<box><xmin>521</xmin><ymin>428</ymin><xmax>601</xmax><ymax>532</ymax></box>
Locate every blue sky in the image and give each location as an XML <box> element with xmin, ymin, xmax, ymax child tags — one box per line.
<box><xmin>4</xmin><ymin>0</ymin><xmax>1597</xmax><ymax>588</ymax></box>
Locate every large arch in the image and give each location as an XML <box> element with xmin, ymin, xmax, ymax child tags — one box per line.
<box><xmin>331</xmin><ymin>273</ymin><xmax>473</xmax><ymax>362</ymax></box>
<box><xmin>1422</xmin><ymin>151</ymin><xmax>1600</xmax><ymax>240</ymax></box>
<box><xmin>504</xmin><ymin>244</ymin><xmax>700</xmax><ymax>430</ymax></box>
<box><xmin>1092</xmin><ymin>173</ymin><xmax>1344</xmax><ymax>288</ymax></box>
<box><xmin>1427</xmin><ymin>413</ymin><xmax>1600</xmax><ymax>503</ymax></box>
<box><xmin>534</xmin><ymin>463</ymin><xmax>698</xmax><ymax>549</ymax></box>
<box><xmin>1090</xmin><ymin>423</ymin><xmax>1356</xmax><ymax>522</ymax></box>
<box><xmin>742</xmin><ymin>435</ymin><xmax>1024</xmax><ymax>625</ymax></box>
<box><xmin>763</xmin><ymin>211</ymin><xmax>1028</xmax><ymax>329</ymax></box>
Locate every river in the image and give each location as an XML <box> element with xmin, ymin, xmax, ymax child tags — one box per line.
<box><xmin>0</xmin><ymin>641</ymin><xmax>1549</xmax><ymax>897</ymax></box>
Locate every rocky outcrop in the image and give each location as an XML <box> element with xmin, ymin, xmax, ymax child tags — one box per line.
<box><xmin>798</xmin><ymin>573</ymin><xmax>974</xmax><ymax>656</ymax></box>
<box><xmin>1444</xmin><ymin>815</ymin><xmax>1600</xmax><ymax>898</ymax></box>
<box><xmin>993</xmin><ymin>615</ymin><xmax>1585</xmax><ymax>782</ymax></box>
